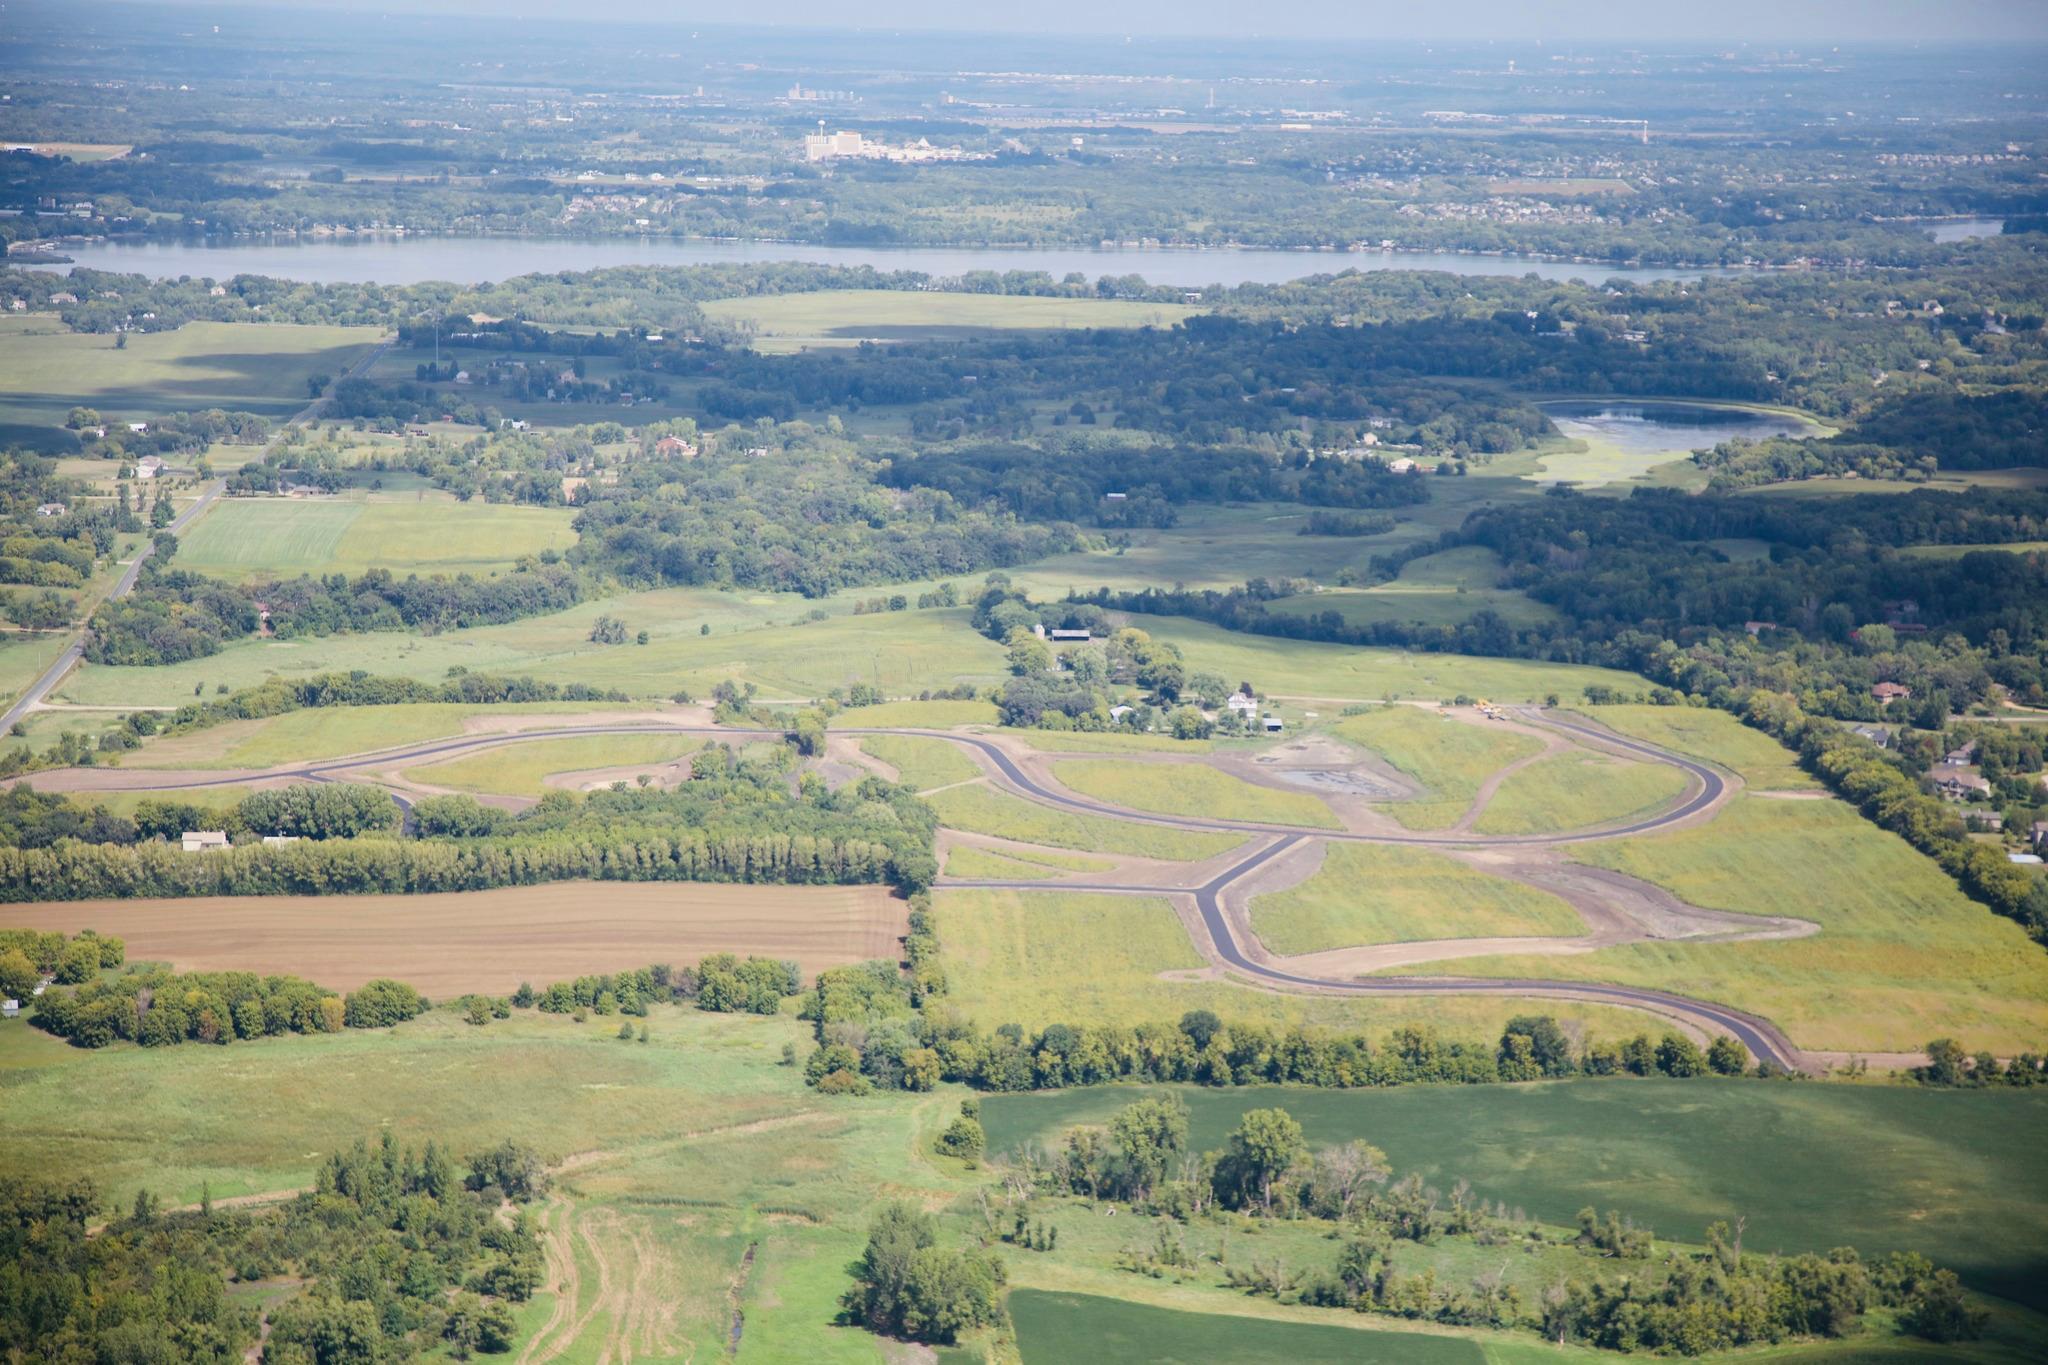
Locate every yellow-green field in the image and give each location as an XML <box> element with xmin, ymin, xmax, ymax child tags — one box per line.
<box><xmin>1264</xmin><ymin>546</ymin><xmax>1557</xmax><ymax>629</ymax></box>
<box><xmin>1001</xmin><ymin>728</ymin><xmax>1212</xmax><ymax>754</ymax></box>
<box><xmin>0</xmin><ymin>320</ymin><xmax>383</xmax><ymax>432</ymax></box>
<box><xmin>1573</xmin><ymin>705</ymin><xmax>1819</xmax><ymax>789</ymax></box>
<box><xmin>1249</xmin><ymin>843</ymin><xmax>1583</xmax><ymax>954</ymax></box>
<box><xmin>1052</xmin><ymin>757</ymin><xmax>1341</xmax><ymax>828</ymax></box>
<box><xmin>1407</xmin><ymin>796</ymin><xmax>2048</xmax><ymax>1053</ymax></box>
<box><xmin>942</xmin><ymin>842</ymin><xmax>1116</xmax><ymax>880</ymax></box>
<box><xmin>931</xmin><ymin>888</ymin><xmax>1664</xmax><ymax>1041</ymax></box>
<box><xmin>1330</xmin><ymin>706</ymin><xmax>1544</xmax><ymax>829</ymax></box>
<box><xmin>56</xmin><ymin>597</ymin><xmax>1010</xmax><ymax>708</ymax></box>
<box><xmin>702</xmin><ymin>289</ymin><xmax>1198</xmax><ymax>353</ymax></box>
<box><xmin>174</xmin><ymin>497</ymin><xmax>578</xmax><ymax>581</ymax></box>
<box><xmin>925</xmin><ymin>783</ymin><xmax>1243</xmax><ymax>861</ymax></box>
<box><xmin>127</xmin><ymin>702</ymin><xmax>637</xmax><ymax>770</ymax></box>
<box><xmin>856</xmin><ymin>734</ymin><xmax>980</xmax><ymax>790</ymax></box>
<box><xmin>1471</xmin><ymin>750</ymin><xmax>1690</xmax><ymax>835</ymax></box>
<box><xmin>406</xmin><ymin>733</ymin><xmax>703</xmax><ymax>796</ymax></box>
<box><xmin>829</xmin><ymin>698</ymin><xmax>1000</xmax><ymax>728</ymax></box>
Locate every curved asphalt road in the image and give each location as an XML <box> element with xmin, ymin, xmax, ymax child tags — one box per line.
<box><xmin>19</xmin><ymin>710</ymin><xmax>1801</xmax><ymax>1068</ymax></box>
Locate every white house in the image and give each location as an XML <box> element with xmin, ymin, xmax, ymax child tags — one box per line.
<box><xmin>1226</xmin><ymin>693</ymin><xmax>1259</xmax><ymax>715</ymax></box>
<box><xmin>181</xmin><ymin>830</ymin><xmax>231</xmax><ymax>852</ymax></box>
<box><xmin>135</xmin><ymin>455</ymin><xmax>165</xmax><ymax>479</ymax></box>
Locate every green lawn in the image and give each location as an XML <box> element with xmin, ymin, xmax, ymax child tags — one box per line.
<box><xmin>1330</xmin><ymin>706</ymin><xmax>1544</xmax><ymax>829</ymax></box>
<box><xmin>858</xmin><ymin>734</ymin><xmax>981</xmax><ymax>791</ymax></box>
<box><xmin>406</xmin><ymin>733</ymin><xmax>702</xmax><ymax>796</ymax></box>
<box><xmin>0</xmin><ymin>321</ymin><xmax>382</xmax><ymax>433</ymax></box>
<box><xmin>1000</xmin><ymin>728</ymin><xmax>1212</xmax><ymax>755</ymax></box>
<box><xmin>981</xmin><ymin>1080</ymin><xmax>2048</xmax><ymax>1313</ymax></box>
<box><xmin>1410</xmin><ymin>795</ymin><xmax>2048</xmax><ymax>1053</ymax></box>
<box><xmin>830</xmin><ymin>699</ymin><xmax>1000</xmax><ymax>729</ymax></box>
<box><xmin>174</xmin><ymin>498</ymin><xmax>578</xmax><ymax>582</ymax></box>
<box><xmin>924</xmin><ymin>783</ymin><xmax>1243</xmax><ymax>862</ymax></box>
<box><xmin>1249</xmin><ymin>842</ymin><xmax>1583</xmax><ymax>955</ymax></box>
<box><xmin>1470</xmin><ymin>749</ymin><xmax>1690</xmax><ymax>835</ymax></box>
<box><xmin>1052</xmin><ymin>758</ymin><xmax>1341</xmax><ymax>829</ymax></box>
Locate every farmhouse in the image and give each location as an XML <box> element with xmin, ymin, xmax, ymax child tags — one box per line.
<box><xmin>1930</xmin><ymin>772</ymin><xmax>1991</xmax><ymax>801</ymax></box>
<box><xmin>135</xmin><ymin>455</ymin><xmax>164</xmax><ymax>479</ymax></box>
<box><xmin>655</xmin><ymin>435</ymin><xmax>698</xmax><ymax>457</ymax></box>
<box><xmin>180</xmin><ymin>830</ymin><xmax>231</xmax><ymax>853</ymax></box>
<box><xmin>1871</xmin><ymin>682</ymin><xmax>1912</xmax><ymax>702</ymax></box>
<box><xmin>34</xmin><ymin>502</ymin><xmax>65</xmax><ymax>518</ymax></box>
<box><xmin>1226</xmin><ymin>692</ymin><xmax>1259</xmax><ymax>715</ymax></box>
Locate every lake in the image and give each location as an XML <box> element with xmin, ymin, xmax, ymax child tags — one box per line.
<box><xmin>33</xmin><ymin>235</ymin><xmax>1741</xmax><ymax>289</ymax></box>
<box><xmin>1534</xmin><ymin>400</ymin><xmax>1815</xmax><ymax>486</ymax></box>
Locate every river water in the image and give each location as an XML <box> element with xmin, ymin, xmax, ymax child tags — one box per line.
<box><xmin>32</xmin><ymin>235</ymin><xmax>1745</xmax><ymax>289</ymax></box>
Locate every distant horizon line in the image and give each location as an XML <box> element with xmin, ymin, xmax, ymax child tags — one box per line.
<box><xmin>40</xmin><ymin>0</ymin><xmax>2048</xmax><ymax>49</ymax></box>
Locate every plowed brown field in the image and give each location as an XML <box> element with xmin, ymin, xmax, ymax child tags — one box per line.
<box><xmin>2</xmin><ymin>882</ymin><xmax>905</xmax><ymax>995</ymax></box>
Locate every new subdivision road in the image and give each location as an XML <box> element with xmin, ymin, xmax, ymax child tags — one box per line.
<box><xmin>0</xmin><ymin>336</ymin><xmax>394</xmax><ymax>734</ymax></box>
<box><xmin>12</xmin><ymin>706</ymin><xmax>1806</xmax><ymax>1068</ymax></box>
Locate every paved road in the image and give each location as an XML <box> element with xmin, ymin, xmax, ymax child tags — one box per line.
<box><xmin>34</xmin><ymin>709</ymin><xmax>1798</xmax><ymax>1066</ymax></box>
<box><xmin>0</xmin><ymin>338</ymin><xmax>391</xmax><ymax>734</ymax></box>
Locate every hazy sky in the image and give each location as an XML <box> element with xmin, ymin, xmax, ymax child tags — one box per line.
<box><xmin>129</xmin><ymin>0</ymin><xmax>2048</xmax><ymax>43</ymax></box>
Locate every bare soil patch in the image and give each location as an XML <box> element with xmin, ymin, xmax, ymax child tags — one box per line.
<box><xmin>2</xmin><ymin>882</ymin><xmax>906</xmax><ymax>995</ymax></box>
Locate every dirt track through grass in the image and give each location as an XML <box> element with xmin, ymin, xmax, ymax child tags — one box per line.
<box><xmin>2</xmin><ymin>882</ymin><xmax>906</xmax><ymax>994</ymax></box>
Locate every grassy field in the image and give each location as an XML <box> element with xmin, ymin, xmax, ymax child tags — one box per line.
<box><xmin>981</xmin><ymin>1079</ymin><xmax>2048</xmax><ymax>1313</ymax></box>
<box><xmin>1470</xmin><ymin>749</ymin><xmax>1691</xmax><ymax>835</ymax></box>
<box><xmin>0</xmin><ymin>320</ymin><xmax>382</xmax><ymax>433</ymax></box>
<box><xmin>0</xmin><ymin>881</ymin><xmax>905</xmax><ymax>995</ymax></box>
<box><xmin>1249</xmin><ymin>843</ymin><xmax>1583</xmax><ymax>954</ymax></box>
<box><xmin>942</xmin><ymin>842</ymin><xmax>1117</xmax><ymax>879</ymax></box>
<box><xmin>1148</xmin><ymin>616</ymin><xmax>1647</xmax><ymax>705</ymax></box>
<box><xmin>174</xmin><ymin>497</ymin><xmax>578</xmax><ymax>582</ymax></box>
<box><xmin>1573</xmin><ymin>705</ymin><xmax>1819</xmax><ymax>789</ymax></box>
<box><xmin>857</xmin><ymin>734</ymin><xmax>981</xmax><ymax>790</ymax></box>
<box><xmin>1010</xmin><ymin>1291</ymin><xmax>1489</xmax><ymax>1364</ymax></box>
<box><xmin>1410</xmin><ymin>795</ymin><xmax>2048</xmax><ymax>1053</ymax></box>
<box><xmin>1264</xmin><ymin>546</ymin><xmax>1557</xmax><ymax>629</ymax></box>
<box><xmin>0</xmin><ymin>1007</ymin><xmax>939</xmax><ymax>1363</ymax></box>
<box><xmin>126</xmin><ymin>701</ymin><xmax>638</xmax><ymax>770</ymax></box>
<box><xmin>1052</xmin><ymin>758</ymin><xmax>1342</xmax><ymax>828</ymax></box>
<box><xmin>1000</xmin><ymin>728</ymin><xmax>1212</xmax><ymax>754</ymax></box>
<box><xmin>1330</xmin><ymin>706</ymin><xmax>1545</xmax><ymax>829</ymax></box>
<box><xmin>931</xmin><ymin>888</ymin><xmax>1667</xmax><ymax>1043</ymax></box>
<box><xmin>830</xmin><ymin>698</ymin><xmax>1000</xmax><ymax>728</ymax></box>
<box><xmin>924</xmin><ymin>783</ymin><xmax>1243</xmax><ymax>861</ymax></box>
<box><xmin>58</xmin><ymin>597</ymin><xmax>1009</xmax><ymax>708</ymax></box>
<box><xmin>702</xmin><ymin>289</ymin><xmax>1198</xmax><ymax>353</ymax></box>
<box><xmin>405</xmin><ymin>733</ymin><xmax>703</xmax><ymax>796</ymax></box>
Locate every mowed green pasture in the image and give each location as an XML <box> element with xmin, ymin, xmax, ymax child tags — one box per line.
<box><xmin>930</xmin><ymin>888</ymin><xmax>1670</xmax><ymax>1044</ymax></box>
<box><xmin>1250</xmin><ymin>842</ymin><xmax>1583</xmax><ymax>954</ymax></box>
<box><xmin>56</xmin><ymin>597</ymin><xmax>1009</xmax><ymax>708</ymax></box>
<box><xmin>1417</xmin><ymin>795</ymin><xmax>2048</xmax><ymax>1053</ymax></box>
<box><xmin>1264</xmin><ymin>545</ymin><xmax>1557</xmax><ymax>629</ymax></box>
<box><xmin>1330</xmin><ymin>705</ymin><xmax>1544</xmax><ymax>828</ymax></box>
<box><xmin>1052</xmin><ymin>757</ymin><xmax>1342</xmax><ymax>828</ymax></box>
<box><xmin>981</xmin><ymin>1080</ymin><xmax>2048</xmax><ymax>1312</ymax></box>
<box><xmin>702</xmin><ymin>289</ymin><xmax>1198</xmax><ymax>353</ymax></box>
<box><xmin>174</xmin><ymin>497</ymin><xmax>578</xmax><ymax>581</ymax></box>
<box><xmin>1471</xmin><ymin>749</ymin><xmax>1690</xmax><ymax>835</ymax></box>
<box><xmin>0</xmin><ymin>321</ymin><xmax>382</xmax><ymax>432</ymax></box>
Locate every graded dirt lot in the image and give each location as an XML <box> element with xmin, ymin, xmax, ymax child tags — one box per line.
<box><xmin>2</xmin><ymin>882</ymin><xmax>906</xmax><ymax>995</ymax></box>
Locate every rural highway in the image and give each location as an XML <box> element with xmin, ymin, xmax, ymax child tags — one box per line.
<box><xmin>0</xmin><ymin>336</ymin><xmax>392</xmax><ymax>735</ymax></box>
<box><xmin>21</xmin><ymin>707</ymin><xmax>1805</xmax><ymax>1069</ymax></box>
